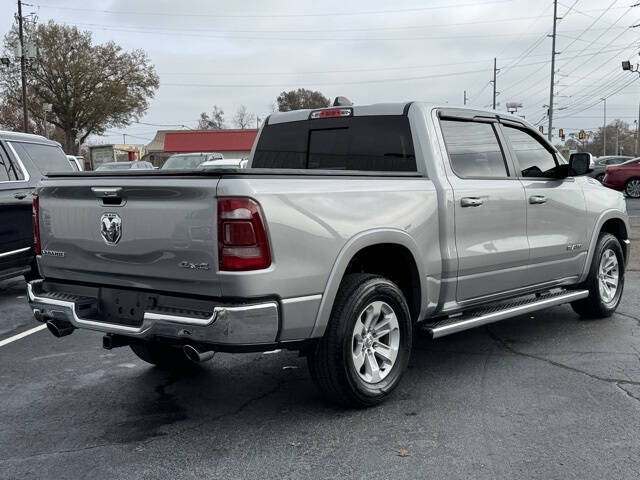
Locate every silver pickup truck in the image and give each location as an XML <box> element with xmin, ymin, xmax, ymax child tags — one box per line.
<box><xmin>28</xmin><ymin>103</ymin><xmax>630</xmax><ymax>407</ymax></box>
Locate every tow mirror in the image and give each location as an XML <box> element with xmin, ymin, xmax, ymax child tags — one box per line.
<box><xmin>569</xmin><ymin>152</ymin><xmax>593</xmax><ymax>176</ymax></box>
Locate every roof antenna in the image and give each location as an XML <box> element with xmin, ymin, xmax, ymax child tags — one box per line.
<box><xmin>333</xmin><ymin>96</ymin><xmax>353</xmax><ymax>107</ymax></box>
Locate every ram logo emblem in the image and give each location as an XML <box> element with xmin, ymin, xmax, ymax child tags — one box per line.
<box><xmin>100</xmin><ymin>213</ymin><xmax>122</xmax><ymax>245</ymax></box>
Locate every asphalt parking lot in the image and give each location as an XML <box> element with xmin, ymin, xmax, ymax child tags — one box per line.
<box><xmin>1</xmin><ymin>200</ymin><xmax>640</xmax><ymax>480</ymax></box>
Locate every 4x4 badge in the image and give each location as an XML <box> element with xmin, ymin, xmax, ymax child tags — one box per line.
<box><xmin>101</xmin><ymin>213</ymin><xmax>122</xmax><ymax>245</ymax></box>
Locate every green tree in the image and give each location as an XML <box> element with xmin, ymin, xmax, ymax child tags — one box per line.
<box><xmin>198</xmin><ymin>105</ymin><xmax>225</xmax><ymax>129</ymax></box>
<box><xmin>0</xmin><ymin>21</ymin><xmax>159</xmax><ymax>153</ymax></box>
<box><xmin>276</xmin><ymin>88</ymin><xmax>330</xmax><ymax>112</ymax></box>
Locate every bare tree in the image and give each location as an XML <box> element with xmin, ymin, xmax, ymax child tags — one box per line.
<box><xmin>198</xmin><ymin>106</ymin><xmax>225</xmax><ymax>130</ymax></box>
<box><xmin>233</xmin><ymin>105</ymin><xmax>255</xmax><ymax>129</ymax></box>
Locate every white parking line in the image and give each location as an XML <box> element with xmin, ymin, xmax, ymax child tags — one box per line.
<box><xmin>0</xmin><ymin>324</ymin><xmax>47</xmax><ymax>348</ymax></box>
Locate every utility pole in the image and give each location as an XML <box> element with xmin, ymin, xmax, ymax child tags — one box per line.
<box><xmin>122</xmin><ymin>134</ymin><xmax>126</xmax><ymax>144</ymax></box>
<box><xmin>17</xmin><ymin>0</ymin><xmax>29</xmax><ymax>133</ymax></box>
<box><xmin>492</xmin><ymin>58</ymin><xmax>498</xmax><ymax>110</ymax></box>
<box><xmin>547</xmin><ymin>0</ymin><xmax>558</xmax><ymax>142</ymax></box>
<box><xmin>637</xmin><ymin>102</ymin><xmax>640</xmax><ymax>156</ymax></box>
<box><xmin>602</xmin><ymin>97</ymin><xmax>607</xmax><ymax>156</ymax></box>
<box><xmin>463</xmin><ymin>90</ymin><xmax>468</xmax><ymax>106</ymax></box>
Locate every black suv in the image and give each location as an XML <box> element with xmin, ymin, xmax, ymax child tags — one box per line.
<box><xmin>0</xmin><ymin>131</ymin><xmax>72</xmax><ymax>281</ymax></box>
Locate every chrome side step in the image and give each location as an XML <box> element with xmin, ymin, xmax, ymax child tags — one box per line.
<box><xmin>424</xmin><ymin>289</ymin><xmax>589</xmax><ymax>339</ymax></box>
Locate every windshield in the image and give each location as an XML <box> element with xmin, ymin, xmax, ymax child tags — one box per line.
<box><xmin>96</xmin><ymin>162</ymin><xmax>133</xmax><ymax>171</ymax></box>
<box><xmin>162</xmin><ymin>154</ymin><xmax>209</xmax><ymax>170</ymax></box>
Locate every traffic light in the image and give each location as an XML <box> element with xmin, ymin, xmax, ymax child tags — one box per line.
<box><xmin>559</xmin><ymin>128</ymin><xmax>564</xmax><ymax>139</ymax></box>
<box><xmin>578</xmin><ymin>130</ymin><xmax>585</xmax><ymax>140</ymax></box>
<box><xmin>539</xmin><ymin>125</ymin><xmax>544</xmax><ymax>134</ymax></box>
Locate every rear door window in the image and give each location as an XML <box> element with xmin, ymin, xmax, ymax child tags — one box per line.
<box><xmin>11</xmin><ymin>142</ymin><xmax>72</xmax><ymax>175</ymax></box>
<box><xmin>253</xmin><ymin>115</ymin><xmax>416</xmax><ymax>171</ymax></box>
<box><xmin>440</xmin><ymin>120</ymin><xmax>508</xmax><ymax>178</ymax></box>
<box><xmin>0</xmin><ymin>144</ymin><xmax>24</xmax><ymax>181</ymax></box>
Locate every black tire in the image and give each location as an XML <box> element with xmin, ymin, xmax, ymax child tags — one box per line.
<box><xmin>595</xmin><ymin>173</ymin><xmax>605</xmax><ymax>183</ymax></box>
<box><xmin>307</xmin><ymin>274</ymin><xmax>412</xmax><ymax>408</ymax></box>
<box><xmin>571</xmin><ymin>233</ymin><xmax>624</xmax><ymax>319</ymax></box>
<box><xmin>130</xmin><ymin>341</ymin><xmax>197</xmax><ymax>370</ymax></box>
<box><xmin>625</xmin><ymin>178</ymin><xmax>640</xmax><ymax>198</ymax></box>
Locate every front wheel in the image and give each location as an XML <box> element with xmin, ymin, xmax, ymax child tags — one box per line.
<box><xmin>571</xmin><ymin>233</ymin><xmax>624</xmax><ymax>318</ymax></box>
<box><xmin>307</xmin><ymin>274</ymin><xmax>412</xmax><ymax>407</ymax></box>
<box><xmin>625</xmin><ymin>178</ymin><xmax>640</xmax><ymax>198</ymax></box>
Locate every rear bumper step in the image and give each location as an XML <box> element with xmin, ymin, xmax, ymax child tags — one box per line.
<box><xmin>27</xmin><ymin>280</ymin><xmax>279</xmax><ymax>345</ymax></box>
<box><xmin>423</xmin><ymin>289</ymin><xmax>589</xmax><ymax>339</ymax></box>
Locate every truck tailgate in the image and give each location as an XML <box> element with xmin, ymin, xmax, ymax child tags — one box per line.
<box><xmin>37</xmin><ymin>177</ymin><xmax>222</xmax><ymax>297</ymax></box>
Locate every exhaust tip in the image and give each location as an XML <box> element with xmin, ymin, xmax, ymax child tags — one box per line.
<box><xmin>183</xmin><ymin>344</ymin><xmax>215</xmax><ymax>363</ymax></box>
<box><xmin>46</xmin><ymin>320</ymin><xmax>74</xmax><ymax>338</ymax></box>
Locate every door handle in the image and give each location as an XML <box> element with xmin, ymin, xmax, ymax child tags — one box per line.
<box><xmin>460</xmin><ymin>197</ymin><xmax>484</xmax><ymax>207</ymax></box>
<box><xmin>13</xmin><ymin>193</ymin><xmax>27</xmax><ymax>200</ymax></box>
<box><xmin>529</xmin><ymin>195</ymin><xmax>547</xmax><ymax>205</ymax></box>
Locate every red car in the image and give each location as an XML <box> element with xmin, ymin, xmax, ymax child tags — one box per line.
<box><xmin>602</xmin><ymin>157</ymin><xmax>640</xmax><ymax>198</ymax></box>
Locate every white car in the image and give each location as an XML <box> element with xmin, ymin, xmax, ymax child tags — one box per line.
<box><xmin>198</xmin><ymin>158</ymin><xmax>248</xmax><ymax>169</ymax></box>
<box><xmin>161</xmin><ymin>152</ymin><xmax>224</xmax><ymax>170</ymax></box>
<box><xmin>66</xmin><ymin>155</ymin><xmax>84</xmax><ymax>171</ymax></box>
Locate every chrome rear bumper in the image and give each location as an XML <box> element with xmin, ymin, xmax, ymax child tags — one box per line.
<box><xmin>27</xmin><ymin>280</ymin><xmax>279</xmax><ymax>345</ymax></box>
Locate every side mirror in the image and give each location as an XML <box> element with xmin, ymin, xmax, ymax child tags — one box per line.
<box><xmin>569</xmin><ymin>152</ymin><xmax>593</xmax><ymax>176</ymax></box>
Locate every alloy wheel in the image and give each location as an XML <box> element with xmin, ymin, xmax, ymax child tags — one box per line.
<box><xmin>626</xmin><ymin>179</ymin><xmax>640</xmax><ymax>198</ymax></box>
<box><xmin>351</xmin><ymin>300</ymin><xmax>400</xmax><ymax>384</ymax></box>
<box><xmin>598</xmin><ymin>248</ymin><xmax>619</xmax><ymax>304</ymax></box>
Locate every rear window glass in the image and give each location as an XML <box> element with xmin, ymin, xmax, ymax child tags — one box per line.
<box><xmin>440</xmin><ymin>120</ymin><xmax>508</xmax><ymax>178</ymax></box>
<box><xmin>253</xmin><ymin>116</ymin><xmax>416</xmax><ymax>171</ymax></box>
<box><xmin>11</xmin><ymin>142</ymin><xmax>72</xmax><ymax>175</ymax></box>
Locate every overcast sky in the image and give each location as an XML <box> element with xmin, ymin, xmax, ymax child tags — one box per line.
<box><xmin>2</xmin><ymin>0</ymin><xmax>640</xmax><ymax>146</ymax></box>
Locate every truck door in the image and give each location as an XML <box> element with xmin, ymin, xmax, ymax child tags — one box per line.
<box><xmin>0</xmin><ymin>142</ymin><xmax>33</xmax><ymax>273</ymax></box>
<box><xmin>439</xmin><ymin>117</ymin><xmax>530</xmax><ymax>302</ymax></box>
<box><xmin>499</xmin><ymin>124</ymin><xmax>587</xmax><ymax>284</ymax></box>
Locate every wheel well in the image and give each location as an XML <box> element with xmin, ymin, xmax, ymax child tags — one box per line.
<box><xmin>344</xmin><ymin>243</ymin><xmax>421</xmax><ymax>322</ymax></box>
<box><xmin>601</xmin><ymin>218</ymin><xmax>628</xmax><ymax>260</ymax></box>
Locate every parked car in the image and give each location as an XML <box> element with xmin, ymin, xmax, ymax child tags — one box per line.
<box><xmin>590</xmin><ymin>155</ymin><xmax>634</xmax><ymax>182</ymax></box>
<box><xmin>602</xmin><ymin>157</ymin><xmax>640</xmax><ymax>197</ymax></box>
<box><xmin>161</xmin><ymin>152</ymin><xmax>224</xmax><ymax>170</ymax></box>
<box><xmin>66</xmin><ymin>155</ymin><xmax>84</xmax><ymax>172</ymax></box>
<box><xmin>95</xmin><ymin>161</ymin><xmax>155</xmax><ymax>171</ymax></box>
<box><xmin>198</xmin><ymin>158</ymin><xmax>248</xmax><ymax>169</ymax></box>
<box><xmin>0</xmin><ymin>130</ymin><xmax>73</xmax><ymax>281</ymax></box>
<box><xmin>27</xmin><ymin>103</ymin><xmax>630</xmax><ymax>407</ymax></box>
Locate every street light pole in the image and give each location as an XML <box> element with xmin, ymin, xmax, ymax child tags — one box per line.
<box><xmin>17</xmin><ymin>0</ymin><xmax>29</xmax><ymax>133</ymax></box>
<box><xmin>547</xmin><ymin>0</ymin><xmax>558</xmax><ymax>142</ymax></box>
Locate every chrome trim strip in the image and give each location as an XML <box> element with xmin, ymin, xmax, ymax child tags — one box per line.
<box><xmin>5</xmin><ymin>142</ymin><xmax>31</xmax><ymax>183</ymax></box>
<box><xmin>27</xmin><ymin>281</ymin><xmax>279</xmax><ymax>338</ymax></box>
<box><xmin>0</xmin><ymin>246</ymin><xmax>31</xmax><ymax>258</ymax></box>
<box><xmin>429</xmin><ymin>290</ymin><xmax>589</xmax><ymax>339</ymax></box>
<box><xmin>281</xmin><ymin>294</ymin><xmax>322</xmax><ymax>304</ymax></box>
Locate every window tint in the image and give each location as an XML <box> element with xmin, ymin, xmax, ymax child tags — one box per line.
<box><xmin>11</xmin><ymin>142</ymin><xmax>72</xmax><ymax>175</ymax></box>
<box><xmin>0</xmin><ymin>147</ymin><xmax>11</xmax><ymax>181</ymax></box>
<box><xmin>440</xmin><ymin>120</ymin><xmax>508</xmax><ymax>178</ymax></box>
<box><xmin>1</xmin><ymin>144</ymin><xmax>26</xmax><ymax>181</ymax></box>
<box><xmin>253</xmin><ymin>116</ymin><xmax>416</xmax><ymax>171</ymax></box>
<box><xmin>503</xmin><ymin>127</ymin><xmax>558</xmax><ymax>178</ymax></box>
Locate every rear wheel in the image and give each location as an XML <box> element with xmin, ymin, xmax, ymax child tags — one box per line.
<box><xmin>625</xmin><ymin>178</ymin><xmax>640</xmax><ymax>198</ymax></box>
<box><xmin>307</xmin><ymin>274</ymin><xmax>412</xmax><ymax>407</ymax></box>
<box><xmin>130</xmin><ymin>341</ymin><xmax>197</xmax><ymax>370</ymax></box>
<box><xmin>571</xmin><ymin>233</ymin><xmax>624</xmax><ymax>318</ymax></box>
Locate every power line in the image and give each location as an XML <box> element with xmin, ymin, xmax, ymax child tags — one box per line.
<box><xmin>36</xmin><ymin>0</ymin><xmax>517</xmax><ymax>18</ymax></box>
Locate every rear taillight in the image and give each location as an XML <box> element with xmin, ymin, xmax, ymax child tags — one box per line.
<box><xmin>217</xmin><ymin>197</ymin><xmax>271</xmax><ymax>271</ymax></box>
<box><xmin>32</xmin><ymin>195</ymin><xmax>41</xmax><ymax>255</ymax></box>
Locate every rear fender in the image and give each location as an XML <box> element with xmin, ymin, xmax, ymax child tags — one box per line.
<box><xmin>309</xmin><ymin>228</ymin><xmax>431</xmax><ymax>338</ymax></box>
